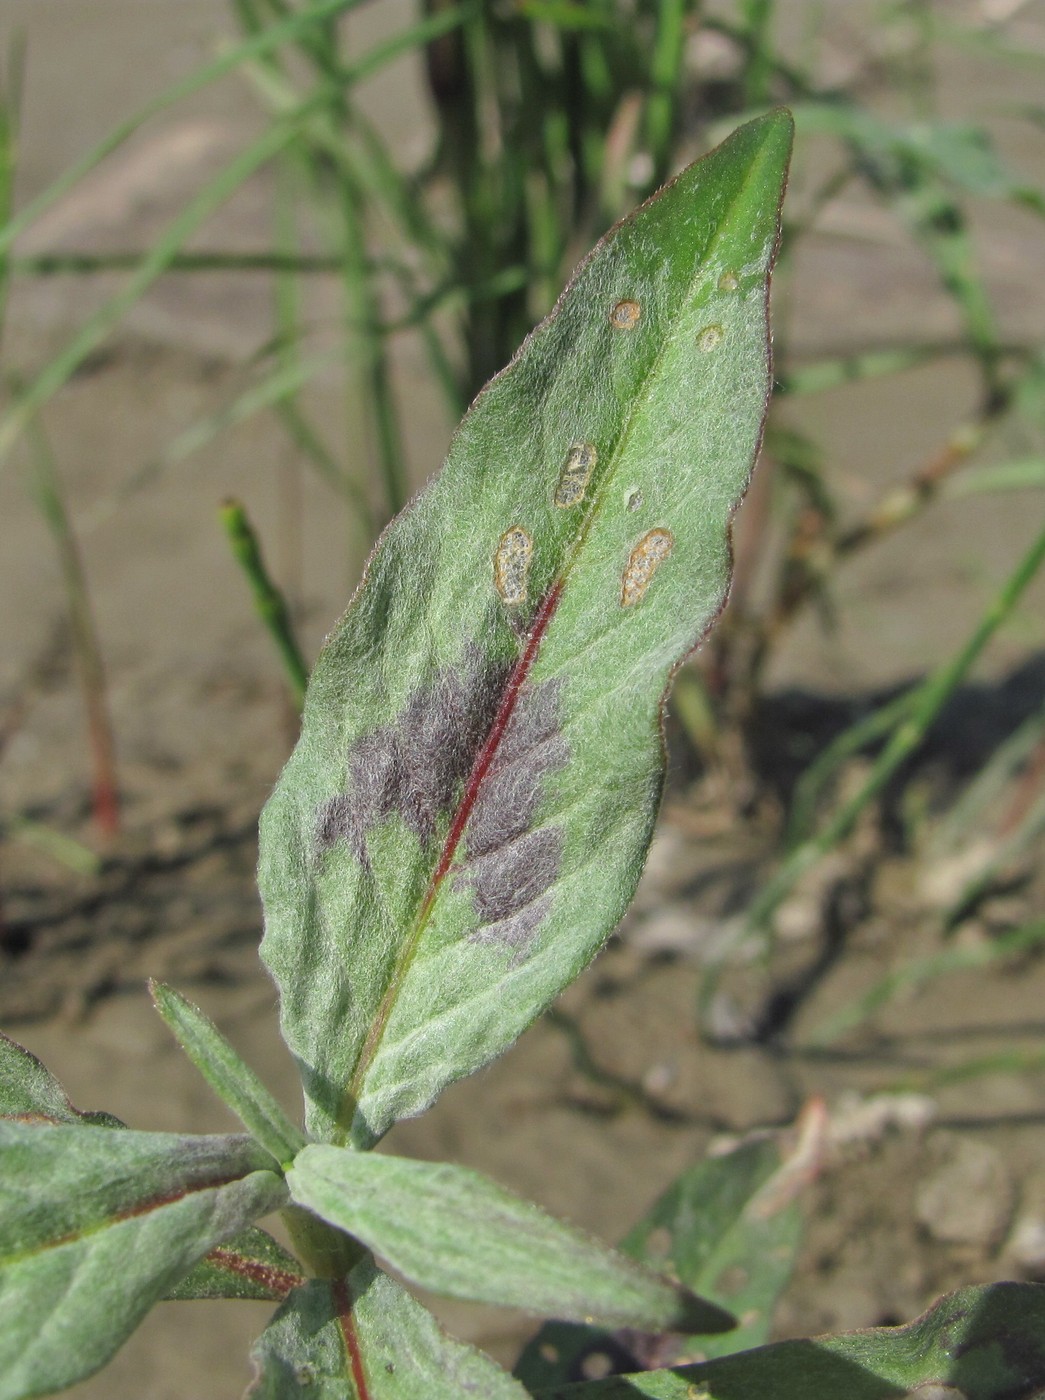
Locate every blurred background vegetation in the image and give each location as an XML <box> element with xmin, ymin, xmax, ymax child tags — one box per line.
<box><xmin>2</xmin><ymin>4</ymin><xmax>1045</xmax><ymax>1389</ymax></box>
<box><xmin>1</xmin><ymin>0</ymin><xmax>1044</xmax><ymax>1098</ymax></box>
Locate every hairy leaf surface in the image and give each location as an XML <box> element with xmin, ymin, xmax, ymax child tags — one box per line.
<box><xmin>0</xmin><ymin>1030</ymin><xmax>123</xmax><ymax>1127</ymax></box>
<box><xmin>532</xmin><ymin>1283</ymin><xmax>1045</xmax><ymax>1398</ymax></box>
<box><xmin>150</xmin><ymin>980</ymin><xmax>306</xmax><ymax>1167</ymax></box>
<box><xmin>287</xmin><ymin>1146</ymin><xmax>733</xmax><ymax>1333</ymax></box>
<box><xmin>0</xmin><ymin>1123</ymin><xmax>286</xmax><ymax>1399</ymax></box>
<box><xmin>247</xmin><ymin>1263</ymin><xmax>528</xmax><ymax>1399</ymax></box>
<box><xmin>259</xmin><ymin>111</ymin><xmax>793</xmax><ymax>1145</ymax></box>
<box><xmin>165</xmin><ymin>1226</ymin><xmax>304</xmax><ymax>1302</ymax></box>
<box><xmin>516</xmin><ymin>1133</ymin><xmax>804</xmax><ymax>1386</ymax></box>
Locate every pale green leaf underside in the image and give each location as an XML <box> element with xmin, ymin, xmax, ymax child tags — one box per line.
<box><xmin>288</xmin><ymin>1146</ymin><xmax>733</xmax><ymax>1333</ymax></box>
<box><xmin>259</xmin><ymin>111</ymin><xmax>793</xmax><ymax>1145</ymax></box>
<box><xmin>533</xmin><ymin>1283</ymin><xmax>1045</xmax><ymax>1398</ymax></box>
<box><xmin>0</xmin><ymin>1123</ymin><xmax>286</xmax><ymax>1400</ymax></box>
<box><xmin>247</xmin><ymin>1263</ymin><xmax>528</xmax><ymax>1399</ymax></box>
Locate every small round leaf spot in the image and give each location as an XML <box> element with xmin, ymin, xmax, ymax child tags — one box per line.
<box><xmin>554</xmin><ymin>441</ymin><xmax>597</xmax><ymax>507</ymax></box>
<box><xmin>697</xmin><ymin>323</ymin><xmax>724</xmax><ymax>352</ymax></box>
<box><xmin>580</xmin><ymin>1351</ymin><xmax>615</xmax><ymax>1380</ymax></box>
<box><xmin>626</xmin><ymin>489</ymin><xmax>643</xmax><ymax>512</ymax></box>
<box><xmin>621</xmin><ymin>527</ymin><xmax>674</xmax><ymax>607</ymax></box>
<box><xmin>609</xmin><ymin>298</ymin><xmax>642</xmax><ymax>329</ymax></box>
<box><xmin>718</xmin><ymin>270</ymin><xmax>739</xmax><ymax>291</ymax></box>
<box><xmin>494</xmin><ymin>526</ymin><xmax>533</xmax><ymax>607</ymax></box>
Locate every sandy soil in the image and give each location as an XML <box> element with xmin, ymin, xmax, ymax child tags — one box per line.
<box><xmin>2</xmin><ymin>3</ymin><xmax>1045</xmax><ymax>1396</ymax></box>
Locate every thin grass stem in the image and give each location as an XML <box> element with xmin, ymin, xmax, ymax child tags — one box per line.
<box><xmin>0</xmin><ymin>0</ymin><xmax>365</xmax><ymax>261</ymax></box>
<box><xmin>0</xmin><ymin>111</ymin><xmax>311</xmax><ymax>471</ymax></box>
<box><xmin>742</xmin><ymin>523</ymin><xmax>1045</xmax><ymax>938</ymax></box>
<box><xmin>23</xmin><ymin>419</ymin><xmax>119</xmax><ymax>837</ymax></box>
<box><xmin>219</xmin><ymin>499</ymin><xmax>309</xmax><ymax>710</ymax></box>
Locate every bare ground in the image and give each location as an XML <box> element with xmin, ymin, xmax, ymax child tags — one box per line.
<box><xmin>2</xmin><ymin>3</ymin><xmax>1045</xmax><ymax>1395</ymax></box>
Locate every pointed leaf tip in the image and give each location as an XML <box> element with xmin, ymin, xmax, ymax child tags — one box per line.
<box><xmin>260</xmin><ymin>112</ymin><xmax>792</xmax><ymax>1143</ymax></box>
<box><xmin>287</xmin><ymin>1146</ymin><xmax>735</xmax><ymax>1334</ymax></box>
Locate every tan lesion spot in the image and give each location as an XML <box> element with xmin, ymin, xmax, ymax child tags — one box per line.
<box><xmin>494</xmin><ymin>525</ymin><xmax>533</xmax><ymax>606</ymax></box>
<box><xmin>718</xmin><ymin>270</ymin><xmax>739</xmax><ymax>291</ymax></box>
<box><xmin>554</xmin><ymin>441</ymin><xmax>597</xmax><ymax>508</ymax></box>
<box><xmin>697</xmin><ymin>323</ymin><xmax>724</xmax><ymax>352</ymax></box>
<box><xmin>621</xmin><ymin>527</ymin><xmax>674</xmax><ymax>606</ymax></box>
<box><xmin>609</xmin><ymin>298</ymin><xmax>641</xmax><ymax>329</ymax></box>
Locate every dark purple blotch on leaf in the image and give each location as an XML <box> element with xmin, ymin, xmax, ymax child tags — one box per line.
<box><xmin>315</xmin><ymin>651</ymin><xmax>568</xmax><ymax>958</ymax></box>
<box><xmin>316</xmin><ymin>645</ymin><xmax>512</xmax><ymax>863</ymax></box>
<box><xmin>455</xmin><ymin>678</ymin><xmax>568</xmax><ymax>955</ymax></box>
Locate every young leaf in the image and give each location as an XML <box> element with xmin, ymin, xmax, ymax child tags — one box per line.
<box><xmin>259</xmin><ymin>110</ymin><xmax>793</xmax><ymax>1146</ymax></box>
<box><xmin>287</xmin><ymin>1145</ymin><xmax>734</xmax><ymax>1334</ymax></box>
<box><xmin>248</xmin><ymin>1261</ymin><xmax>529</xmax><ymax>1399</ymax></box>
<box><xmin>165</xmin><ymin>1226</ymin><xmax>304</xmax><ymax>1302</ymax></box>
<box><xmin>0</xmin><ymin>1123</ymin><xmax>287</xmax><ymax>1400</ymax></box>
<box><xmin>515</xmin><ymin>1133</ymin><xmax>804</xmax><ymax>1385</ymax></box>
<box><xmin>0</xmin><ymin>1030</ymin><xmax>123</xmax><ymax>1127</ymax></box>
<box><xmin>150</xmin><ymin>980</ymin><xmax>307</xmax><ymax>1167</ymax></box>
<box><xmin>529</xmin><ymin>1282</ymin><xmax>1045</xmax><ymax>1398</ymax></box>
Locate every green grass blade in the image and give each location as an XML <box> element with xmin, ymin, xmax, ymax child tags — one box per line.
<box><xmin>810</xmin><ymin>921</ymin><xmax>1045</xmax><ymax>1047</ymax></box>
<box><xmin>787</xmin><ymin>686</ymin><xmax>919</xmax><ymax>846</ymax></box>
<box><xmin>0</xmin><ymin>0</ymin><xmax>365</xmax><ymax>261</ymax></box>
<box><xmin>777</xmin><ymin>344</ymin><xmax>956</xmax><ymax>397</ymax></box>
<box><xmin>645</xmin><ymin>0</ymin><xmax>687</xmax><ymax>182</ymax></box>
<box><xmin>946</xmin><ymin>456</ymin><xmax>1045</xmax><ymax>496</ymax></box>
<box><xmin>218</xmin><ymin>500</ymin><xmax>310</xmax><ymax>711</ymax></box>
<box><xmin>743</xmin><ymin>521</ymin><xmax>1045</xmax><ymax>938</ymax></box>
<box><xmin>22</xmin><ymin>417</ymin><xmax>119</xmax><ymax>834</ymax></box>
<box><xmin>0</xmin><ymin>33</ymin><xmax>25</xmax><ymax>352</ymax></box>
<box><xmin>0</xmin><ymin>815</ymin><xmax>100</xmax><ymax>877</ymax></box>
<box><xmin>258</xmin><ymin>111</ymin><xmax>793</xmax><ymax>1146</ymax></box>
<box><xmin>0</xmin><ymin>113</ymin><xmax>306</xmax><ymax>471</ymax></box>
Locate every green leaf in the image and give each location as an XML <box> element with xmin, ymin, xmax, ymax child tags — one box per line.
<box><xmin>165</xmin><ymin>1226</ymin><xmax>304</xmax><ymax>1302</ymax></box>
<box><xmin>0</xmin><ymin>1030</ymin><xmax>123</xmax><ymax>1127</ymax></box>
<box><xmin>530</xmin><ymin>1283</ymin><xmax>1045</xmax><ymax>1397</ymax></box>
<box><xmin>0</xmin><ymin>1122</ymin><xmax>287</xmax><ymax>1399</ymax></box>
<box><xmin>516</xmin><ymin>1131</ymin><xmax>805</xmax><ymax>1386</ymax></box>
<box><xmin>248</xmin><ymin>1260</ymin><xmax>529</xmax><ymax>1398</ymax></box>
<box><xmin>150</xmin><ymin>980</ymin><xmax>307</xmax><ymax>1167</ymax></box>
<box><xmin>259</xmin><ymin>109</ymin><xmax>793</xmax><ymax>1146</ymax></box>
<box><xmin>288</xmin><ymin>1146</ymin><xmax>733</xmax><ymax>1334</ymax></box>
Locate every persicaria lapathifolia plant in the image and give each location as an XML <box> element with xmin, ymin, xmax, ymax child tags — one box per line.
<box><xmin>7</xmin><ymin>108</ymin><xmax>1043</xmax><ymax>1400</ymax></box>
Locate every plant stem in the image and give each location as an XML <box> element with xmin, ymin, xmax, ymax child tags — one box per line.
<box><xmin>219</xmin><ymin>500</ymin><xmax>309</xmax><ymax>710</ymax></box>
<box><xmin>24</xmin><ymin>420</ymin><xmax>120</xmax><ymax>837</ymax></box>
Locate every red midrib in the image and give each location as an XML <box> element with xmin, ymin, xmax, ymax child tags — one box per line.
<box><xmin>341</xmin><ymin>579</ymin><xmax>564</xmax><ymax>1127</ymax></box>
<box><xmin>335</xmin><ymin>1278</ymin><xmax>371</xmax><ymax>1400</ymax></box>
<box><xmin>425</xmin><ymin>578</ymin><xmax>564</xmax><ymax>905</ymax></box>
